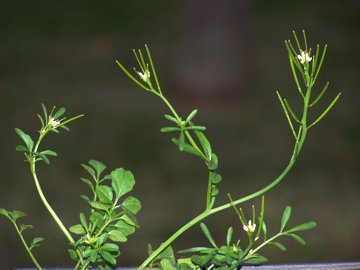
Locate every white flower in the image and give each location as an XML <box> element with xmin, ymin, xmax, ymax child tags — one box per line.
<box><xmin>297</xmin><ymin>51</ymin><xmax>312</xmax><ymax>64</ymax></box>
<box><xmin>48</xmin><ymin>117</ymin><xmax>60</xmax><ymax>127</ymax></box>
<box><xmin>243</xmin><ymin>220</ymin><xmax>256</xmax><ymax>233</ymax></box>
<box><xmin>137</xmin><ymin>69</ymin><xmax>150</xmax><ymax>82</ymax></box>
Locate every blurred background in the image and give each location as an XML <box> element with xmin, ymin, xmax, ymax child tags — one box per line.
<box><xmin>0</xmin><ymin>0</ymin><xmax>359</xmax><ymax>268</ymax></box>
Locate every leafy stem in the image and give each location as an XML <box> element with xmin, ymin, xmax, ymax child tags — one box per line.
<box><xmin>117</xmin><ymin>31</ymin><xmax>340</xmax><ymax>269</ymax></box>
<box><xmin>0</xmin><ymin>209</ymin><xmax>43</xmax><ymax>269</ymax></box>
<box><xmin>29</xmin><ymin>114</ymin><xmax>84</xmax><ymax>245</ymax></box>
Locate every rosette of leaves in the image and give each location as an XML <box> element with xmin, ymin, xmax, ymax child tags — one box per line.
<box><xmin>178</xmin><ymin>201</ymin><xmax>316</xmax><ymax>270</ymax></box>
<box><xmin>68</xmin><ymin>160</ymin><xmax>141</xmax><ymax>269</ymax></box>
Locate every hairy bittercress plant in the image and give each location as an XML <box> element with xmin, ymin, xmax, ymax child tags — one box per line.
<box><xmin>116</xmin><ymin>30</ymin><xmax>340</xmax><ymax>270</ymax></box>
<box><xmin>0</xmin><ymin>31</ymin><xmax>340</xmax><ymax>269</ymax></box>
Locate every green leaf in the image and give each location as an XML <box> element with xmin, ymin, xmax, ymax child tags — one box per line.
<box><xmin>178</xmin><ymin>131</ymin><xmax>185</xmax><ymax>151</ymax></box>
<box><xmin>287</xmin><ymin>221</ymin><xmax>317</xmax><ymax>233</ymax></box>
<box><xmin>164</xmin><ymin>114</ymin><xmax>179</xmax><ymax>124</ymax></box>
<box><xmin>15</xmin><ymin>145</ymin><xmax>28</xmax><ymax>152</ymax></box>
<box><xmin>244</xmin><ymin>255</ymin><xmax>268</xmax><ymax>264</ymax></box>
<box><xmin>271</xmin><ymin>241</ymin><xmax>287</xmax><ymax>251</ymax></box>
<box><xmin>200</xmin><ymin>223</ymin><xmax>217</xmax><ymax>248</ymax></box>
<box><xmin>211</xmin><ymin>186</ymin><xmax>219</xmax><ymax>197</ymax></box>
<box><xmin>108</xmin><ymin>230</ymin><xmax>127</xmax><ymax>242</ymax></box>
<box><xmin>79</xmin><ymin>212</ymin><xmax>88</xmax><ymax>231</ymax></box>
<box><xmin>69</xmin><ymin>224</ymin><xmax>86</xmax><ymax>235</ymax></box>
<box><xmin>89</xmin><ymin>201</ymin><xmax>110</xmax><ymax>211</ymax></box>
<box><xmin>186</xmin><ymin>109</ymin><xmax>198</xmax><ymax>123</ymax></box>
<box><xmin>191</xmin><ymin>253</ymin><xmax>213</xmax><ymax>267</ymax></box>
<box><xmin>98</xmin><ymin>232</ymin><xmax>109</xmax><ymax>246</ymax></box>
<box><xmin>161</xmin><ymin>127</ymin><xmax>181</xmax><ymax>133</ymax></box>
<box><xmin>119</xmin><ymin>214</ymin><xmax>137</xmax><ymax>227</ymax></box>
<box><xmin>177</xmin><ymin>258</ymin><xmax>197</xmax><ymax>270</ymax></box>
<box><xmin>111</xmin><ymin>168</ymin><xmax>135</xmax><ymax>199</ymax></box>
<box><xmin>194</xmin><ymin>130</ymin><xmax>212</xmax><ymax>159</ymax></box>
<box><xmin>37</xmin><ymin>114</ymin><xmax>45</xmax><ymax>127</ymax></box>
<box><xmin>289</xmin><ymin>233</ymin><xmax>306</xmax><ymax>245</ymax></box>
<box><xmin>59</xmin><ymin>124</ymin><xmax>70</xmax><ymax>131</ymax></box>
<box><xmin>15</xmin><ymin>128</ymin><xmax>33</xmax><ymax>152</ymax></box>
<box><xmin>100</xmin><ymin>250</ymin><xmax>117</xmax><ymax>266</ymax></box>
<box><xmin>90</xmin><ymin>211</ymin><xmax>105</xmax><ymax>229</ymax></box>
<box><xmin>226</xmin><ymin>227</ymin><xmax>233</xmax><ymax>248</ymax></box>
<box><xmin>52</xmin><ymin>107</ymin><xmax>66</xmax><ymax>119</ymax></box>
<box><xmin>185</xmin><ymin>125</ymin><xmax>206</xmax><ymax>131</ymax></box>
<box><xmin>160</xmin><ymin>259</ymin><xmax>175</xmax><ymax>270</ymax></box>
<box><xmin>157</xmin><ymin>246</ymin><xmax>176</xmax><ymax>265</ymax></box>
<box><xmin>122</xmin><ymin>196</ymin><xmax>141</xmax><ymax>214</ymax></box>
<box><xmin>82</xmin><ymin>164</ymin><xmax>96</xmax><ymax>179</ymax></box>
<box><xmin>280</xmin><ymin>206</ymin><xmax>292</xmax><ymax>231</ymax></box>
<box><xmin>9</xmin><ymin>210</ymin><xmax>26</xmax><ymax>221</ymax></box>
<box><xmin>68</xmin><ymin>249</ymin><xmax>78</xmax><ymax>261</ymax></box>
<box><xmin>115</xmin><ymin>220</ymin><xmax>135</xmax><ymax>236</ymax></box>
<box><xmin>171</xmin><ymin>138</ymin><xmax>203</xmax><ymax>158</ymax></box>
<box><xmin>0</xmin><ymin>208</ymin><xmax>9</xmax><ymax>218</ymax></box>
<box><xmin>37</xmin><ymin>153</ymin><xmax>50</xmax><ymax>164</ymax></box>
<box><xmin>88</xmin><ymin>249</ymin><xmax>98</xmax><ymax>263</ymax></box>
<box><xmin>178</xmin><ymin>247</ymin><xmax>214</xmax><ymax>254</ymax></box>
<box><xmin>89</xmin><ymin>159</ymin><xmax>106</xmax><ymax>179</ymax></box>
<box><xmin>206</xmin><ymin>153</ymin><xmax>218</xmax><ymax>171</ymax></box>
<box><xmin>41</xmin><ymin>150</ymin><xmax>57</xmax><ymax>156</ymax></box>
<box><xmin>81</xmin><ymin>178</ymin><xmax>94</xmax><ymax>192</ymax></box>
<box><xmin>20</xmin><ymin>224</ymin><xmax>33</xmax><ymax>232</ymax></box>
<box><xmin>30</xmin><ymin>237</ymin><xmax>44</xmax><ymax>250</ymax></box>
<box><xmin>102</xmin><ymin>243</ymin><xmax>119</xmax><ymax>253</ymax></box>
<box><xmin>262</xmin><ymin>220</ymin><xmax>267</xmax><ymax>240</ymax></box>
<box><xmin>96</xmin><ymin>185</ymin><xmax>113</xmax><ymax>204</ymax></box>
<box><xmin>41</xmin><ymin>103</ymin><xmax>48</xmax><ymax>121</ymax></box>
<box><xmin>148</xmin><ymin>243</ymin><xmax>153</xmax><ymax>256</ymax></box>
<box><xmin>211</xmin><ymin>173</ymin><xmax>222</xmax><ymax>184</ymax></box>
<box><xmin>80</xmin><ymin>195</ymin><xmax>90</xmax><ymax>203</ymax></box>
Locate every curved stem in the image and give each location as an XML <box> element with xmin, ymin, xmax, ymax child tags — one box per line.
<box><xmin>138</xmin><ymin>125</ymin><xmax>307</xmax><ymax>270</ymax></box>
<box><xmin>30</xmin><ymin>133</ymin><xmax>75</xmax><ymax>244</ymax></box>
<box><xmin>30</xmin><ymin>164</ymin><xmax>75</xmax><ymax>244</ymax></box>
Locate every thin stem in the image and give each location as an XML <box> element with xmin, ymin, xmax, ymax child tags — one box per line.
<box><xmin>12</xmin><ymin>221</ymin><xmax>43</xmax><ymax>270</ymax></box>
<box><xmin>206</xmin><ymin>171</ymin><xmax>215</xmax><ymax>210</ymax></box>
<box><xmin>248</xmin><ymin>231</ymin><xmax>283</xmax><ymax>256</ymax></box>
<box><xmin>30</xmin><ymin>134</ymin><xmax>75</xmax><ymax>244</ymax></box>
<box><xmin>30</xmin><ymin>163</ymin><xmax>75</xmax><ymax>243</ymax></box>
<box><xmin>137</xmin><ymin>125</ymin><xmax>307</xmax><ymax>270</ymax></box>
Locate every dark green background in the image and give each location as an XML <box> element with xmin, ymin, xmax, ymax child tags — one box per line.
<box><xmin>0</xmin><ymin>0</ymin><xmax>359</xmax><ymax>268</ymax></box>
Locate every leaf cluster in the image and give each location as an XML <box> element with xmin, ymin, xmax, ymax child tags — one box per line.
<box><xmin>68</xmin><ymin>160</ymin><xmax>141</xmax><ymax>269</ymax></box>
<box><xmin>176</xmin><ymin>201</ymin><xmax>316</xmax><ymax>270</ymax></box>
<box><xmin>15</xmin><ymin>104</ymin><xmax>82</xmax><ymax>165</ymax></box>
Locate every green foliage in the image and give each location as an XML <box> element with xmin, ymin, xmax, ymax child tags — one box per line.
<box><xmin>68</xmin><ymin>160</ymin><xmax>141</xmax><ymax>269</ymax></box>
<box><xmin>177</xmin><ymin>201</ymin><xmax>316</xmax><ymax>270</ymax></box>
<box><xmin>2</xmin><ymin>31</ymin><xmax>340</xmax><ymax>269</ymax></box>
<box><xmin>115</xmin><ymin>31</ymin><xmax>340</xmax><ymax>270</ymax></box>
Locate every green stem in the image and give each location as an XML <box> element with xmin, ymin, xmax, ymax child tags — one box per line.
<box><xmin>206</xmin><ymin>171</ymin><xmax>215</xmax><ymax>210</ymax></box>
<box><xmin>138</xmin><ymin>124</ymin><xmax>307</xmax><ymax>270</ymax></box>
<box><xmin>30</xmin><ymin>133</ymin><xmax>75</xmax><ymax>244</ymax></box>
<box><xmin>12</xmin><ymin>221</ymin><xmax>43</xmax><ymax>270</ymax></box>
<box><xmin>247</xmin><ymin>232</ymin><xmax>283</xmax><ymax>257</ymax></box>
